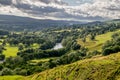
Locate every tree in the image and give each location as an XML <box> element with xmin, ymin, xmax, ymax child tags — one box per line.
<box><xmin>18</xmin><ymin>44</ymin><xmax>24</xmax><ymax>51</ymax></box>
<box><xmin>2</xmin><ymin>40</ymin><xmax>6</xmax><ymax>46</ymax></box>
<box><xmin>0</xmin><ymin>45</ymin><xmax>3</xmax><ymax>54</ymax></box>
<box><xmin>102</xmin><ymin>48</ymin><xmax>113</xmax><ymax>56</ymax></box>
<box><xmin>90</xmin><ymin>34</ymin><xmax>96</xmax><ymax>40</ymax></box>
<box><xmin>19</xmin><ymin>69</ymin><xmax>27</xmax><ymax>76</ymax></box>
<box><xmin>82</xmin><ymin>37</ymin><xmax>86</xmax><ymax>43</ymax></box>
<box><xmin>48</xmin><ymin>59</ymin><xmax>56</xmax><ymax>68</ymax></box>
<box><xmin>72</xmin><ymin>42</ymin><xmax>81</xmax><ymax>50</ymax></box>
<box><xmin>0</xmin><ymin>64</ymin><xmax>3</xmax><ymax>71</ymax></box>
<box><xmin>0</xmin><ymin>54</ymin><xmax>5</xmax><ymax>61</ymax></box>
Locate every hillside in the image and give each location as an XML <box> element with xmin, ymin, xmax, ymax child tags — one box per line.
<box><xmin>26</xmin><ymin>52</ymin><xmax>120</xmax><ymax>80</ymax></box>
<box><xmin>0</xmin><ymin>15</ymin><xmax>82</xmax><ymax>31</ymax></box>
<box><xmin>77</xmin><ymin>30</ymin><xmax>120</xmax><ymax>52</ymax></box>
<box><xmin>1</xmin><ymin>52</ymin><xmax>120</xmax><ymax>80</ymax></box>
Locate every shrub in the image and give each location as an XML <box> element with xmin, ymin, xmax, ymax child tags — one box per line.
<box><xmin>0</xmin><ymin>68</ymin><xmax>13</xmax><ymax>75</ymax></box>
<box><xmin>19</xmin><ymin>69</ymin><xmax>27</xmax><ymax>76</ymax></box>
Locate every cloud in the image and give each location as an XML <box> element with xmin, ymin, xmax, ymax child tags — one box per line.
<box><xmin>0</xmin><ymin>0</ymin><xmax>12</xmax><ymax>5</ymax></box>
<box><xmin>0</xmin><ymin>0</ymin><xmax>120</xmax><ymax>22</ymax></box>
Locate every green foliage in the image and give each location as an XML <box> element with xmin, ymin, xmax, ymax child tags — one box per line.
<box><xmin>0</xmin><ymin>54</ymin><xmax>5</xmax><ymax>61</ymax></box>
<box><xmin>18</xmin><ymin>44</ymin><xmax>24</xmax><ymax>51</ymax></box>
<box><xmin>18</xmin><ymin>48</ymin><xmax>67</xmax><ymax>61</ymax></box>
<box><xmin>0</xmin><ymin>30</ymin><xmax>9</xmax><ymax>35</ymax></box>
<box><xmin>0</xmin><ymin>45</ymin><xmax>4</xmax><ymax>54</ymax></box>
<box><xmin>0</xmin><ymin>68</ymin><xmax>13</xmax><ymax>75</ymax></box>
<box><xmin>62</xmin><ymin>37</ymin><xmax>81</xmax><ymax>50</ymax></box>
<box><xmin>102</xmin><ymin>32</ymin><xmax>120</xmax><ymax>55</ymax></box>
<box><xmin>88</xmin><ymin>50</ymin><xmax>101</xmax><ymax>57</ymax></box>
<box><xmin>40</xmin><ymin>41</ymin><xmax>55</xmax><ymax>50</ymax></box>
<box><xmin>0</xmin><ymin>64</ymin><xmax>3</xmax><ymax>71</ymax></box>
<box><xmin>0</xmin><ymin>19</ymin><xmax>120</xmax><ymax>78</ymax></box>
<box><xmin>71</xmin><ymin>42</ymin><xmax>81</xmax><ymax>50</ymax></box>
<box><xmin>55</xmin><ymin>50</ymin><xmax>86</xmax><ymax>65</ymax></box>
<box><xmin>26</xmin><ymin>52</ymin><xmax>120</xmax><ymax>80</ymax></box>
<box><xmin>90</xmin><ymin>33</ymin><xmax>96</xmax><ymax>40</ymax></box>
<box><xmin>18</xmin><ymin>69</ymin><xmax>27</xmax><ymax>76</ymax></box>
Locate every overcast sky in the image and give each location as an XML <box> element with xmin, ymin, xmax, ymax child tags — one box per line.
<box><xmin>0</xmin><ymin>0</ymin><xmax>120</xmax><ymax>22</ymax></box>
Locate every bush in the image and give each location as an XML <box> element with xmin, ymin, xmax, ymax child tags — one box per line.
<box><xmin>102</xmin><ymin>45</ymin><xmax>120</xmax><ymax>56</ymax></box>
<box><xmin>13</xmin><ymin>68</ymin><xmax>21</xmax><ymax>75</ymax></box>
<box><xmin>19</xmin><ymin>69</ymin><xmax>27</xmax><ymax>76</ymax></box>
<box><xmin>72</xmin><ymin>42</ymin><xmax>81</xmax><ymax>50</ymax></box>
<box><xmin>102</xmin><ymin>48</ymin><xmax>113</xmax><ymax>56</ymax></box>
<box><xmin>0</xmin><ymin>65</ymin><xmax>3</xmax><ymax>71</ymax></box>
<box><xmin>0</xmin><ymin>68</ymin><xmax>13</xmax><ymax>75</ymax></box>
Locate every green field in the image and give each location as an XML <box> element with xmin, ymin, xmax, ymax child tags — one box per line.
<box><xmin>0</xmin><ymin>75</ymin><xmax>24</xmax><ymax>80</ymax></box>
<box><xmin>31</xmin><ymin>43</ymin><xmax>40</xmax><ymax>49</ymax></box>
<box><xmin>3</xmin><ymin>45</ymin><xmax>18</xmax><ymax>58</ymax></box>
<box><xmin>2</xmin><ymin>43</ymin><xmax>39</xmax><ymax>58</ymax></box>
<box><xmin>77</xmin><ymin>30</ymin><xmax>120</xmax><ymax>52</ymax></box>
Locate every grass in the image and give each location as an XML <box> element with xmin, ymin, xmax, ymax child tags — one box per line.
<box><xmin>3</xmin><ymin>45</ymin><xmax>18</xmax><ymax>58</ymax></box>
<box><xmin>77</xmin><ymin>30</ymin><xmax>120</xmax><ymax>52</ymax></box>
<box><xmin>26</xmin><ymin>52</ymin><xmax>120</xmax><ymax>80</ymax></box>
<box><xmin>31</xmin><ymin>43</ymin><xmax>40</xmax><ymax>49</ymax></box>
<box><xmin>2</xmin><ymin>43</ymin><xmax>39</xmax><ymax>58</ymax></box>
<box><xmin>54</xmin><ymin>29</ymin><xmax>71</xmax><ymax>33</ymax></box>
<box><xmin>28</xmin><ymin>57</ymin><xmax>58</xmax><ymax>65</ymax></box>
<box><xmin>30</xmin><ymin>57</ymin><xmax>57</xmax><ymax>63</ymax></box>
<box><xmin>0</xmin><ymin>75</ymin><xmax>24</xmax><ymax>80</ymax></box>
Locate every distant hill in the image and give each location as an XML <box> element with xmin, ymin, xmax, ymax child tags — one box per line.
<box><xmin>105</xmin><ymin>19</ymin><xmax>120</xmax><ymax>24</ymax></box>
<box><xmin>0</xmin><ymin>15</ymin><xmax>82</xmax><ymax>31</ymax></box>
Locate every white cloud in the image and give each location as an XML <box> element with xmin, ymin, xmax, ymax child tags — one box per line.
<box><xmin>0</xmin><ymin>0</ymin><xmax>120</xmax><ymax>22</ymax></box>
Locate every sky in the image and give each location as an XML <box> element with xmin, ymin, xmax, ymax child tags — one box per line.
<box><xmin>0</xmin><ymin>0</ymin><xmax>120</xmax><ymax>22</ymax></box>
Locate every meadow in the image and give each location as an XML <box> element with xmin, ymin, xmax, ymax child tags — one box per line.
<box><xmin>3</xmin><ymin>45</ymin><xmax>18</xmax><ymax>58</ymax></box>
<box><xmin>77</xmin><ymin>30</ymin><xmax>120</xmax><ymax>52</ymax></box>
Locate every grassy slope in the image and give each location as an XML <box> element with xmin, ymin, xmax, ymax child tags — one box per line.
<box><xmin>1</xmin><ymin>52</ymin><xmax>120</xmax><ymax>80</ymax></box>
<box><xmin>26</xmin><ymin>52</ymin><xmax>120</xmax><ymax>80</ymax></box>
<box><xmin>77</xmin><ymin>30</ymin><xmax>120</xmax><ymax>52</ymax></box>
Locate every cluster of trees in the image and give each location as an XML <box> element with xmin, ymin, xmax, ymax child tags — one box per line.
<box><xmin>37</xmin><ymin>47</ymin><xmax>87</xmax><ymax>70</ymax></box>
<box><xmin>0</xmin><ymin>47</ymin><xmax>87</xmax><ymax>76</ymax></box>
<box><xmin>17</xmin><ymin>48</ymin><xmax>67</xmax><ymax>61</ymax></box>
<box><xmin>62</xmin><ymin>37</ymin><xmax>81</xmax><ymax>50</ymax></box>
<box><xmin>7</xmin><ymin>33</ymin><xmax>45</xmax><ymax>46</ymax></box>
<box><xmin>0</xmin><ymin>30</ymin><xmax>9</xmax><ymax>35</ymax></box>
<box><xmin>0</xmin><ymin>45</ymin><xmax>5</xmax><ymax>61</ymax></box>
<box><xmin>102</xmin><ymin>32</ymin><xmax>120</xmax><ymax>55</ymax></box>
<box><xmin>40</xmin><ymin>41</ymin><xmax>55</xmax><ymax>50</ymax></box>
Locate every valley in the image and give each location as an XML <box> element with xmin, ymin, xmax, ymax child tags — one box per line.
<box><xmin>0</xmin><ymin>0</ymin><xmax>119</xmax><ymax>80</ymax></box>
<box><xmin>0</xmin><ymin>19</ymin><xmax>120</xmax><ymax>80</ymax></box>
